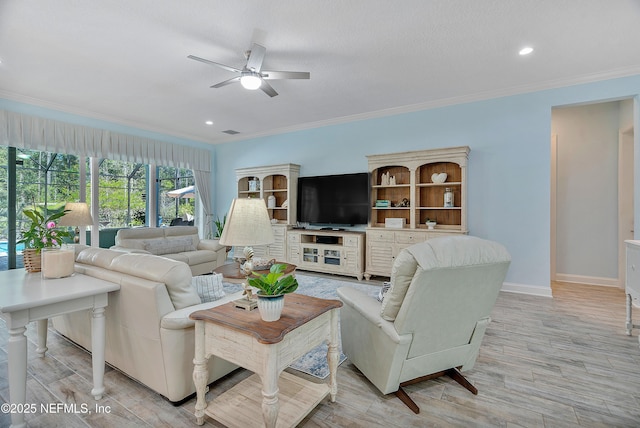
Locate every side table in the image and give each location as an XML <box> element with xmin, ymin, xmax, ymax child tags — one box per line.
<box><xmin>0</xmin><ymin>269</ymin><xmax>120</xmax><ymax>428</ymax></box>
<box><xmin>190</xmin><ymin>293</ymin><xmax>342</xmax><ymax>428</ymax></box>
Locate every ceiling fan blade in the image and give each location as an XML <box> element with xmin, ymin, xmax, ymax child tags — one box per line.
<box><xmin>211</xmin><ymin>76</ymin><xmax>241</xmax><ymax>88</ymax></box>
<box><xmin>187</xmin><ymin>55</ymin><xmax>242</xmax><ymax>73</ymax></box>
<box><xmin>246</xmin><ymin>43</ymin><xmax>266</xmax><ymax>72</ymax></box>
<box><xmin>260</xmin><ymin>79</ymin><xmax>278</xmax><ymax>97</ymax></box>
<box><xmin>261</xmin><ymin>70</ymin><xmax>310</xmax><ymax>80</ymax></box>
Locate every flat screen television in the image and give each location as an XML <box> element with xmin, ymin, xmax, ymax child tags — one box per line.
<box><xmin>297</xmin><ymin>172</ymin><xmax>370</xmax><ymax>226</ymax></box>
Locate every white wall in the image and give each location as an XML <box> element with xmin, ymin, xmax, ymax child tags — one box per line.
<box><xmin>552</xmin><ymin>101</ymin><xmax>622</xmax><ymax>282</ymax></box>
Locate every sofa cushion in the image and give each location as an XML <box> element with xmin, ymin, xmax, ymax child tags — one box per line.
<box><xmin>109</xmin><ymin>253</ymin><xmax>201</xmax><ymax>309</ymax></box>
<box><xmin>380</xmin><ymin>248</ymin><xmax>419</xmax><ymax>321</ymax></box>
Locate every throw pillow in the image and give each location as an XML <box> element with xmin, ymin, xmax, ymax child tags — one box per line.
<box><xmin>144</xmin><ymin>237</ymin><xmax>194</xmax><ymax>255</ymax></box>
<box><xmin>192</xmin><ymin>273</ymin><xmax>225</xmax><ymax>303</ymax></box>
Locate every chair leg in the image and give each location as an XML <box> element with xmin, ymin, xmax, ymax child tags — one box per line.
<box><xmin>393</xmin><ymin>368</ymin><xmax>478</xmax><ymax>413</ymax></box>
<box><xmin>395</xmin><ymin>386</ymin><xmax>420</xmax><ymax>414</ymax></box>
<box><xmin>446</xmin><ymin>368</ymin><xmax>478</xmax><ymax>395</ymax></box>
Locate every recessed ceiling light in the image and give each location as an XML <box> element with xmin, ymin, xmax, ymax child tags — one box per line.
<box><xmin>519</xmin><ymin>47</ymin><xmax>534</xmax><ymax>56</ymax></box>
<box><xmin>205</xmin><ymin>120</ymin><xmax>213</xmax><ymax>125</ymax></box>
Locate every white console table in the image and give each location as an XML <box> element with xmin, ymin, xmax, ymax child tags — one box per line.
<box><xmin>0</xmin><ymin>269</ymin><xmax>120</xmax><ymax>428</ymax></box>
<box><xmin>625</xmin><ymin>240</ymin><xmax>640</xmax><ymax>346</ymax></box>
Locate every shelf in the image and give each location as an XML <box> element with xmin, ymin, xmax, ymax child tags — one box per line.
<box><xmin>372</xmin><ymin>184</ymin><xmax>411</xmax><ymax>188</ymax></box>
<box><xmin>372</xmin><ymin>207</ymin><xmax>410</xmax><ymax>210</ymax></box>
<box><xmin>416</xmin><ymin>182</ymin><xmax>462</xmax><ymax>187</ymax></box>
<box><xmin>418</xmin><ymin>207</ymin><xmax>462</xmax><ymax>210</ymax></box>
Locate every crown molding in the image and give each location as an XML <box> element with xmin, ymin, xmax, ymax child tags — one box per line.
<box><xmin>3</xmin><ymin>65</ymin><xmax>640</xmax><ymax>147</ymax></box>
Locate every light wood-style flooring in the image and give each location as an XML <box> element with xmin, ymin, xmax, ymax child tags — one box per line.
<box><xmin>1</xmin><ymin>280</ymin><xmax>639</xmax><ymax>427</ymax></box>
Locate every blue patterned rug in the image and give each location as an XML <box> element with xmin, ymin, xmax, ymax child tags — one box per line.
<box><xmin>223</xmin><ymin>273</ymin><xmax>380</xmax><ymax>379</ymax></box>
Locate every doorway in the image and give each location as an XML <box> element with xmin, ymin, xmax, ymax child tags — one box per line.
<box><xmin>551</xmin><ymin>99</ymin><xmax>635</xmax><ymax>288</ymax></box>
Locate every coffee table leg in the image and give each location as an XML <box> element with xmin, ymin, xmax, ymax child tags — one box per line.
<box><xmin>327</xmin><ymin>309</ymin><xmax>339</xmax><ymax>402</ymax></box>
<box><xmin>261</xmin><ymin>353</ymin><xmax>279</xmax><ymax>428</ymax></box>
<box><xmin>8</xmin><ymin>325</ymin><xmax>27</xmax><ymax>428</ymax></box>
<box><xmin>193</xmin><ymin>321</ymin><xmax>208</xmax><ymax>426</ymax></box>
<box><xmin>36</xmin><ymin>319</ymin><xmax>48</xmax><ymax>357</ymax></box>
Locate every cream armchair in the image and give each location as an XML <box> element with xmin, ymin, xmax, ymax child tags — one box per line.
<box><xmin>337</xmin><ymin>235</ymin><xmax>510</xmax><ymax>413</ymax></box>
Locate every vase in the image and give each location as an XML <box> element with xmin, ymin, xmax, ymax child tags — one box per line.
<box><xmin>41</xmin><ymin>247</ymin><xmax>75</xmax><ymax>279</ymax></box>
<box><xmin>256</xmin><ymin>293</ymin><xmax>285</xmax><ymax>322</ymax></box>
<box><xmin>22</xmin><ymin>248</ymin><xmax>41</xmax><ymax>273</ymax></box>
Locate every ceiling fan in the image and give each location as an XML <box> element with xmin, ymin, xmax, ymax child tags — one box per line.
<box><xmin>188</xmin><ymin>43</ymin><xmax>310</xmax><ymax>97</ymax></box>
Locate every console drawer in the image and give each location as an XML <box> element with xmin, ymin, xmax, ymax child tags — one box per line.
<box><xmin>367</xmin><ymin>230</ymin><xmax>394</xmax><ymax>242</ymax></box>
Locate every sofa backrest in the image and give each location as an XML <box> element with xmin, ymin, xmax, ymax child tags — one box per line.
<box><xmin>75</xmin><ymin>247</ymin><xmax>201</xmax><ymax>309</ymax></box>
<box><xmin>115</xmin><ymin>226</ymin><xmax>200</xmax><ymax>255</ymax></box>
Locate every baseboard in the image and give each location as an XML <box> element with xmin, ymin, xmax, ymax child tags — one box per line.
<box><xmin>554</xmin><ymin>273</ymin><xmax>621</xmax><ymax>288</ymax></box>
<box><xmin>501</xmin><ymin>282</ymin><xmax>553</xmax><ymax>297</ymax></box>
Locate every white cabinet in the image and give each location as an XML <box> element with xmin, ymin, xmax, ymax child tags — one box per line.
<box><xmin>286</xmin><ymin>230</ymin><xmax>365</xmax><ymax>280</ymax></box>
<box><xmin>365</xmin><ymin>147</ymin><xmax>470</xmax><ymax>278</ymax></box>
<box><xmin>364</xmin><ymin>229</ymin><xmax>459</xmax><ymax>280</ymax></box>
<box><xmin>235</xmin><ymin>164</ymin><xmax>300</xmax><ymax>260</ymax></box>
<box><xmin>625</xmin><ymin>240</ymin><xmax>640</xmax><ymax>344</ymax></box>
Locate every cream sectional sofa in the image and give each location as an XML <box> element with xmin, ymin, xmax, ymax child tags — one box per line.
<box><xmin>110</xmin><ymin>226</ymin><xmax>226</xmax><ymax>276</ymax></box>
<box><xmin>52</xmin><ymin>246</ymin><xmax>243</xmax><ymax>403</ymax></box>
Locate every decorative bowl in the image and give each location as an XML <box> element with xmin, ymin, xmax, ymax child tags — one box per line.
<box><xmin>252</xmin><ymin>258</ymin><xmax>276</xmax><ymax>271</ymax></box>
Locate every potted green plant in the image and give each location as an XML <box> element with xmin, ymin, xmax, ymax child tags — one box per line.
<box><xmin>247</xmin><ymin>263</ymin><xmax>299</xmax><ymax>321</ymax></box>
<box><xmin>18</xmin><ymin>208</ymin><xmax>72</xmax><ymax>273</ymax></box>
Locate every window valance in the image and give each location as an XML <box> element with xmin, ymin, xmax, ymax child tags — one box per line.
<box><xmin>0</xmin><ymin>110</ymin><xmax>211</xmax><ymax>172</ymax></box>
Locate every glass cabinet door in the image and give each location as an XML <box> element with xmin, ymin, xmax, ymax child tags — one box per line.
<box><xmin>323</xmin><ymin>249</ymin><xmax>341</xmax><ymax>266</ymax></box>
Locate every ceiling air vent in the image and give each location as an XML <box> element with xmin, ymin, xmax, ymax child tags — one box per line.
<box><xmin>222</xmin><ymin>130</ymin><xmax>240</xmax><ymax>135</ymax></box>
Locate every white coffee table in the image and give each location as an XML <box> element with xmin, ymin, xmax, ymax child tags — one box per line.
<box><xmin>0</xmin><ymin>269</ymin><xmax>120</xmax><ymax>428</ymax></box>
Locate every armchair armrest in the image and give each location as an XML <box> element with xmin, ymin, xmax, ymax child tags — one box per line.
<box><xmin>197</xmin><ymin>239</ymin><xmax>225</xmax><ymax>252</ymax></box>
<box><xmin>337</xmin><ymin>286</ymin><xmax>407</xmax><ymax>345</ymax></box>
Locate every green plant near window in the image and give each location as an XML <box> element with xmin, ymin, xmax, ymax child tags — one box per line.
<box><xmin>247</xmin><ymin>264</ymin><xmax>299</xmax><ymax>296</ymax></box>
<box><xmin>213</xmin><ymin>215</ymin><xmax>226</xmax><ymax>238</ymax></box>
<box><xmin>18</xmin><ymin>208</ymin><xmax>72</xmax><ymax>252</ymax></box>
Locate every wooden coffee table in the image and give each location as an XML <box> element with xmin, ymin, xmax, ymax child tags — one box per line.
<box><xmin>190</xmin><ymin>293</ymin><xmax>342</xmax><ymax>428</ymax></box>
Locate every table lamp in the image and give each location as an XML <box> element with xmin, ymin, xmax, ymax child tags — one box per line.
<box><xmin>219</xmin><ymin>198</ymin><xmax>274</xmax><ymax>310</ymax></box>
<box><xmin>58</xmin><ymin>202</ymin><xmax>94</xmax><ymax>244</ymax></box>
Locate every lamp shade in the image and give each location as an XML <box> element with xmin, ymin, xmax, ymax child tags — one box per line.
<box><xmin>58</xmin><ymin>202</ymin><xmax>94</xmax><ymax>227</ymax></box>
<box><xmin>219</xmin><ymin>198</ymin><xmax>274</xmax><ymax>247</ymax></box>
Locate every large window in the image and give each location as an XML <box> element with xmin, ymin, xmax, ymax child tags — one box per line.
<box><xmin>1</xmin><ymin>146</ymin><xmax>197</xmax><ymax>270</ymax></box>
<box><xmin>98</xmin><ymin>159</ymin><xmax>147</xmax><ymax>227</ymax></box>
<box><xmin>158</xmin><ymin>166</ymin><xmax>194</xmax><ymax>226</ymax></box>
<box><xmin>0</xmin><ymin>148</ymin><xmax>82</xmax><ymax>270</ymax></box>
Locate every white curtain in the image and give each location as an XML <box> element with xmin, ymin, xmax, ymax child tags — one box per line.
<box><xmin>193</xmin><ymin>168</ymin><xmax>213</xmax><ymax>237</ymax></box>
<box><xmin>0</xmin><ymin>110</ymin><xmax>211</xmax><ymax>171</ymax></box>
<box><xmin>1</xmin><ymin>109</ymin><xmax>213</xmax><ymax>235</ymax></box>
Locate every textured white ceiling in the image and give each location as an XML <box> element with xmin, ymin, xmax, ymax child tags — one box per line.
<box><xmin>1</xmin><ymin>0</ymin><xmax>639</xmax><ymax>144</ymax></box>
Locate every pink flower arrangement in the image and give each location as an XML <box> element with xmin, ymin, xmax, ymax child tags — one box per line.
<box><xmin>17</xmin><ymin>209</ymin><xmax>71</xmax><ymax>252</ymax></box>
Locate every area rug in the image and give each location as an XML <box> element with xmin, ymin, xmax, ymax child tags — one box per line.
<box><xmin>223</xmin><ymin>273</ymin><xmax>380</xmax><ymax>379</ymax></box>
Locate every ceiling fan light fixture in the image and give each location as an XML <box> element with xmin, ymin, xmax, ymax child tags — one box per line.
<box><xmin>240</xmin><ymin>73</ymin><xmax>262</xmax><ymax>90</ymax></box>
